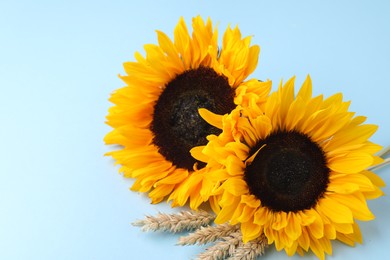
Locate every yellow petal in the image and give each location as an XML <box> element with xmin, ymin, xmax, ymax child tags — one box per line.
<box><xmin>245</xmin><ymin>144</ymin><xmax>265</xmax><ymax>166</ymax></box>
<box><xmin>215</xmin><ymin>197</ymin><xmax>240</xmax><ymax>224</ymax></box>
<box><xmin>317</xmin><ymin>197</ymin><xmax>354</xmax><ymax>224</ymax></box>
<box><xmin>284</xmin><ymin>241</ymin><xmax>299</xmax><ymax>256</ymax></box>
<box><xmin>297</xmin><ymin>227</ymin><xmax>310</xmax><ymax>251</ymax></box>
<box><xmin>245</xmin><ymin>45</ymin><xmax>260</xmax><ymax>76</ymax></box>
<box><xmin>326</xmin><ymin>124</ymin><xmax>378</xmax><ymax>151</ymax></box>
<box><xmin>324</xmin><ymin>224</ymin><xmax>336</xmax><ymax>239</ymax></box>
<box><xmin>279</xmin><ymin>76</ymin><xmax>296</xmax><ymax>124</ymax></box>
<box><xmin>149</xmin><ymin>184</ymin><xmax>175</xmax><ymax>202</ymax></box>
<box><xmin>237</xmin><ymin>205</ymin><xmax>257</xmax><ymax>223</ymax></box>
<box><xmin>240</xmin><ymin>194</ymin><xmax>261</xmax><ymax>208</ymax></box>
<box><xmin>328</xmin><ymin>152</ymin><xmax>373</xmax><ymax>174</ymax></box>
<box><xmin>226</xmin><ymin>155</ymin><xmax>245</xmax><ymax>175</ymax></box>
<box><xmin>361</xmin><ymin>170</ymin><xmax>385</xmax><ymax>187</ymax></box>
<box><xmin>297</xmin><ymin>75</ymin><xmax>312</xmax><ymax>101</ymax></box>
<box><xmin>284</xmin><ymin>96</ymin><xmax>306</xmax><ymax>130</ymax></box>
<box><xmin>329</xmin><ymin>172</ymin><xmax>376</xmax><ymax>193</ymax></box>
<box><xmin>332</xmin><ymin>222</ymin><xmax>353</xmax><ymax>234</ymax></box>
<box><xmin>173</xmin><ymin>17</ymin><xmax>191</xmax><ymax>67</ymax></box>
<box><xmin>306</xmin><ymin>210</ymin><xmax>324</xmax><ymax>239</ymax></box>
<box><xmin>155</xmin><ymin>169</ymin><xmax>189</xmax><ymax>185</ymax></box>
<box><xmin>190</xmin><ymin>185</ymin><xmax>205</xmax><ymax>209</ymax></box>
<box><xmin>308</xmin><ymin>233</ymin><xmax>326</xmax><ymax>260</ymax></box>
<box><xmin>190</xmin><ymin>146</ymin><xmax>208</xmax><ymax>163</ymax></box>
<box><xmin>198</xmin><ymin>108</ymin><xmax>223</xmax><ymax>129</ymax></box>
<box><xmin>329</xmin><ymin>193</ymin><xmax>375</xmax><ymax>221</ymax></box>
<box><xmin>241</xmin><ymin>221</ymin><xmax>262</xmax><ymax>243</ymax></box>
<box><xmin>271</xmin><ymin>211</ymin><xmax>288</xmax><ymax>231</ymax></box>
<box><xmin>225</xmin><ymin>141</ymin><xmax>250</xmax><ymax>161</ymax></box>
<box><xmin>336</xmin><ymin>223</ymin><xmax>362</xmax><ymax>245</ymax></box>
<box><xmin>285</xmin><ymin>212</ymin><xmax>302</xmax><ymax>241</ymax></box>
<box><xmin>221</xmin><ymin>178</ymin><xmax>249</xmax><ymax>196</ymax></box>
<box><xmin>253</xmin><ymin>207</ymin><xmax>270</xmax><ymax>226</ymax></box>
<box><xmin>327</xmin><ymin>181</ymin><xmax>360</xmax><ymax>194</ymax></box>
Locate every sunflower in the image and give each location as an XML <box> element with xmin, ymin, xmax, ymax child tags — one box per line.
<box><xmin>104</xmin><ymin>16</ymin><xmax>267</xmax><ymax>205</ymax></box>
<box><xmin>193</xmin><ymin>75</ymin><xmax>385</xmax><ymax>259</ymax></box>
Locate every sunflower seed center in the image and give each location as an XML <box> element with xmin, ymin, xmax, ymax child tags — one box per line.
<box><xmin>151</xmin><ymin>66</ymin><xmax>235</xmax><ymax>170</ymax></box>
<box><xmin>244</xmin><ymin>131</ymin><xmax>329</xmax><ymax>212</ymax></box>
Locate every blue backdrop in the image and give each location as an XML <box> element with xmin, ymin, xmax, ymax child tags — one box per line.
<box><xmin>1</xmin><ymin>1</ymin><xmax>389</xmax><ymax>259</ymax></box>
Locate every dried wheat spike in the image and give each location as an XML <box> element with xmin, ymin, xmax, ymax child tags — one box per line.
<box><xmin>196</xmin><ymin>232</ymin><xmax>242</xmax><ymax>260</ymax></box>
<box><xmin>227</xmin><ymin>233</ymin><xmax>268</xmax><ymax>260</ymax></box>
<box><xmin>178</xmin><ymin>223</ymin><xmax>240</xmax><ymax>246</ymax></box>
<box><xmin>132</xmin><ymin>210</ymin><xmax>215</xmax><ymax>233</ymax></box>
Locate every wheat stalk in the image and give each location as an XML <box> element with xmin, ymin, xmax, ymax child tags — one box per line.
<box><xmin>227</xmin><ymin>234</ymin><xmax>268</xmax><ymax>260</ymax></box>
<box><xmin>178</xmin><ymin>223</ymin><xmax>240</xmax><ymax>245</ymax></box>
<box><xmin>133</xmin><ymin>210</ymin><xmax>269</xmax><ymax>259</ymax></box>
<box><xmin>132</xmin><ymin>210</ymin><xmax>215</xmax><ymax>233</ymax></box>
<box><xmin>196</xmin><ymin>231</ymin><xmax>242</xmax><ymax>260</ymax></box>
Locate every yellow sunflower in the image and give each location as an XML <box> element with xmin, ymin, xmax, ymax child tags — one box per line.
<box><xmin>194</xmin><ymin>75</ymin><xmax>385</xmax><ymax>259</ymax></box>
<box><xmin>104</xmin><ymin>16</ymin><xmax>267</xmax><ymax>205</ymax></box>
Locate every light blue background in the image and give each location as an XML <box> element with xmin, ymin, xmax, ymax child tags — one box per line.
<box><xmin>1</xmin><ymin>1</ymin><xmax>389</xmax><ymax>259</ymax></box>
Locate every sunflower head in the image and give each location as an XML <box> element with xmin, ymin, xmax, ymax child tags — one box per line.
<box><xmin>198</xmin><ymin>75</ymin><xmax>385</xmax><ymax>259</ymax></box>
<box><xmin>105</xmin><ymin>16</ymin><xmax>265</xmax><ymax>206</ymax></box>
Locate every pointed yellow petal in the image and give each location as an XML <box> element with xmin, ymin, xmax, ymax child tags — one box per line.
<box><xmin>190</xmin><ymin>146</ymin><xmax>209</xmax><ymax>162</ymax></box>
<box><xmin>149</xmin><ymin>184</ymin><xmax>175</xmax><ymax>202</ymax></box>
<box><xmin>198</xmin><ymin>108</ymin><xmax>223</xmax><ymax>129</ymax></box>
<box><xmin>156</xmin><ymin>30</ymin><xmax>184</xmax><ymax>70</ymax></box>
<box><xmin>225</xmin><ymin>141</ymin><xmax>250</xmax><ymax>161</ymax></box>
<box><xmin>297</xmin><ymin>227</ymin><xmax>310</xmax><ymax>251</ymax></box>
<box><xmin>279</xmin><ymin>76</ymin><xmax>296</xmax><ymax>124</ymax></box>
<box><xmin>308</xmin><ymin>233</ymin><xmax>326</xmax><ymax>260</ymax></box>
<box><xmin>245</xmin><ymin>144</ymin><xmax>265</xmax><ymax>165</ymax></box>
<box><xmin>297</xmin><ymin>75</ymin><xmax>312</xmax><ymax>101</ymax></box>
<box><xmin>221</xmin><ymin>178</ymin><xmax>249</xmax><ymax>196</ymax></box>
<box><xmin>215</xmin><ymin>197</ymin><xmax>240</xmax><ymax>224</ymax></box>
<box><xmin>330</xmin><ymin>193</ymin><xmax>375</xmax><ymax>221</ymax></box>
<box><xmin>284</xmin><ymin>213</ymin><xmax>302</xmax><ymax>241</ymax></box>
<box><xmin>241</xmin><ymin>221</ymin><xmax>262</xmax><ymax>243</ymax></box>
<box><xmin>328</xmin><ymin>152</ymin><xmax>373</xmax><ymax>174</ymax></box>
<box><xmin>317</xmin><ymin>197</ymin><xmax>354</xmax><ymax>224</ymax></box>
<box><xmin>245</xmin><ymin>45</ymin><xmax>260</xmax><ymax>76</ymax></box>
<box><xmin>154</xmin><ymin>169</ymin><xmax>189</xmax><ymax>185</ymax></box>
<box><xmin>361</xmin><ymin>170</ymin><xmax>385</xmax><ymax>187</ymax></box>
<box><xmin>336</xmin><ymin>223</ymin><xmax>362</xmax><ymax>245</ymax></box>
<box><xmin>306</xmin><ymin>210</ymin><xmax>324</xmax><ymax>239</ymax></box>
<box><xmin>326</xmin><ymin>124</ymin><xmax>378</xmax><ymax>151</ymax></box>
<box><xmin>226</xmin><ymin>155</ymin><xmax>245</xmax><ymax>175</ymax></box>
<box><xmin>240</xmin><ymin>194</ymin><xmax>260</xmax><ymax>208</ymax></box>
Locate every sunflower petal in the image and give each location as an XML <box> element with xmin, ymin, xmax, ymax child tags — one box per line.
<box><xmin>318</xmin><ymin>197</ymin><xmax>354</xmax><ymax>224</ymax></box>
<box><xmin>328</xmin><ymin>152</ymin><xmax>373</xmax><ymax>174</ymax></box>
<box><xmin>198</xmin><ymin>108</ymin><xmax>223</xmax><ymax>129</ymax></box>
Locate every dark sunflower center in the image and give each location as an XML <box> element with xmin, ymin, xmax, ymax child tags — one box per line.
<box><xmin>244</xmin><ymin>130</ymin><xmax>329</xmax><ymax>212</ymax></box>
<box><xmin>151</xmin><ymin>66</ymin><xmax>235</xmax><ymax>170</ymax></box>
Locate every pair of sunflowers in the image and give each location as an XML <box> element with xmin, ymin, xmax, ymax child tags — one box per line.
<box><xmin>105</xmin><ymin>16</ymin><xmax>385</xmax><ymax>259</ymax></box>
